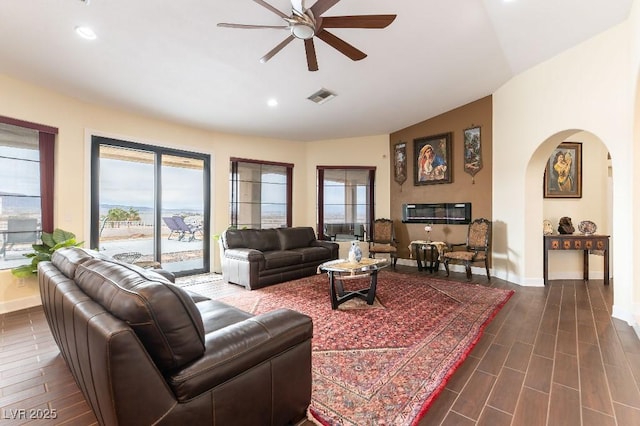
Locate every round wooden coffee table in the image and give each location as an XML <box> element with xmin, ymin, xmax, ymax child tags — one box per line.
<box><xmin>319</xmin><ymin>258</ymin><xmax>389</xmax><ymax>310</ymax></box>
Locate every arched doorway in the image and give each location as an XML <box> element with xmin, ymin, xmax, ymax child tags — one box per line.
<box><xmin>523</xmin><ymin>130</ymin><xmax>612</xmax><ymax>285</ymax></box>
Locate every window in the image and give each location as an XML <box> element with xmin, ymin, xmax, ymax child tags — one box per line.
<box><xmin>0</xmin><ymin>117</ymin><xmax>56</xmax><ymax>269</ymax></box>
<box><xmin>91</xmin><ymin>136</ymin><xmax>210</xmax><ymax>277</ymax></box>
<box><xmin>317</xmin><ymin>167</ymin><xmax>375</xmax><ymax>241</ymax></box>
<box><xmin>230</xmin><ymin>158</ymin><xmax>292</xmax><ymax>229</ymax></box>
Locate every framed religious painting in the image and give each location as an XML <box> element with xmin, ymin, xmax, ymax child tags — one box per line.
<box><xmin>543</xmin><ymin>142</ymin><xmax>582</xmax><ymax>198</ymax></box>
<box><xmin>463</xmin><ymin>126</ymin><xmax>482</xmax><ymax>183</ymax></box>
<box><xmin>414</xmin><ymin>133</ymin><xmax>452</xmax><ymax>185</ymax></box>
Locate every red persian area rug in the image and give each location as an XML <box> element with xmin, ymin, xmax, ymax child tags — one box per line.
<box><xmin>214</xmin><ymin>271</ymin><xmax>514</xmax><ymax>426</ymax></box>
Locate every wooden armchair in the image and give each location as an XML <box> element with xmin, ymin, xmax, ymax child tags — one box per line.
<box><xmin>368</xmin><ymin>218</ymin><xmax>397</xmax><ymax>268</ymax></box>
<box><xmin>443</xmin><ymin>218</ymin><xmax>491</xmax><ymax>281</ymax></box>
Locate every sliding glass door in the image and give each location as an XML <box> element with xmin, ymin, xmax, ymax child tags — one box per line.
<box><xmin>160</xmin><ymin>154</ymin><xmax>206</xmax><ymax>271</ymax></box>
<box><xmin>90</xmin><ymin>136</ymin><xmax>210</xmax><ymax>276</ymax></box>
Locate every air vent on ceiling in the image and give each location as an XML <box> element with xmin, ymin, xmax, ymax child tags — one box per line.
<box><xmin>307</xmin><ymin>88</ymin><xmax>337</xmax><ymax>105</ymax></box>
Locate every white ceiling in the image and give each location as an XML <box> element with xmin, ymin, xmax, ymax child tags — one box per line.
<box><xmin>0</xmin><ymin>0</ymin><xmax>633</xmax><ymax>141</ymax></box>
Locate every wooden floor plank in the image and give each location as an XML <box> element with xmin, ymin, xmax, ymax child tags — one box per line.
<box><xmin>2</xmin><ymin>268</ymin><xmax>639</xmax><ymax>426</ymax></box>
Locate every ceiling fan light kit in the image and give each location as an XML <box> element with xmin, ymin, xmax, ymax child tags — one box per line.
<box><xmin>291</xmin><ymin>22</ymin><xmax>315</xmax><ymax>39</ymax></box>
<box><xmin>217</xmin><ymin>0</ymin><xmax>396</xmax><ymax>71</ymax></box>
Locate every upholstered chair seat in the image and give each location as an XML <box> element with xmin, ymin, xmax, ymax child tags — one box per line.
<box><xmin>443</xmin><ymin>218</ymin><xmax>491</xmax><ymax>281</ymax></box>
<box><xmin>368</xmin><ymin>218</ymin><xmax>398</xmax><ymax>268</ymax></box>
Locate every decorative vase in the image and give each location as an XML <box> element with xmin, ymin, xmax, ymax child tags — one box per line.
<box><xmin>349</xmin><ymin>241</ymin><xmax>362</xmax><ymax>263</ymax></box>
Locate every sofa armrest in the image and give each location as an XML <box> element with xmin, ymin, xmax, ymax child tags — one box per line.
<box><xmin>223</xmin><ymin>248</ymin><xmax>265</xmax><ymax>262</ymax></box>
<box><xmin>168</xmin><ymin>308</ymin><xmax>313</xmax><ymax>401</ymax></box>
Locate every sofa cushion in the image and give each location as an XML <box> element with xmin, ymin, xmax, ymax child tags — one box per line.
<box><xmin>276</xmin><ymin>227</ymin><xmax>316</xmax><ymax>250</ymax></box>
<box><xmin>52</xmin><ymin>247</ymin><xmax>109</xmax><ymax>279</ymax></box>
<box><xmin>197</xmin><ymin>299</ymin><xmax>254</xmax><ymax>333</ymax></box>
<box><xmin>290</xmin><ymin>246</ymin><xmax>332</xmax><ymax>263</ymax></box>
<box><xmin>224</xmin><ymin>228</ymin><xmax>280</xmax><ymax>252</ymax></box>
<box><xmin>74</xmin><ymin>258</ymin><xmax>206</xmax><ymax>372</ymax></box>
<box><xmin>263</xmin><ymin>250</ymin><xmax>303</xmax><ymax>269</ymax></box>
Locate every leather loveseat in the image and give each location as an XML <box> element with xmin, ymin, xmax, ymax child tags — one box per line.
<box><xmin>39</xmin><ymin>247</ymin><xmax>313</xmax><ymax>426</ymax></box>
<box><xmin>220</xmin><ymin>226</ymin><xmax>339</xmax><ymax>290</ymax></box>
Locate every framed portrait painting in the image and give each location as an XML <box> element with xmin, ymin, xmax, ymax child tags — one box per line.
<box><xmin>414</xmin><ymin>133</ymin><xmax>452</xmax><ymax>185</ymax></box>
<box><xmin>543</xmin><ymin>142</ymin><xmax>582</xmax><ymax>198</ymax></box>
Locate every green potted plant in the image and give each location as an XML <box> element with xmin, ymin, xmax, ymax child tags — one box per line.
<box><xmin>11</xmin><ymin>228</ymin><xmax>83</xmax><ymax>278</ymax></box>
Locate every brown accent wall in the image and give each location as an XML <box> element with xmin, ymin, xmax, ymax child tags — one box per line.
<box><xmin>389</xmin><ymin>96</ymin><xmax>493</xmax><ymax>259</ymax></box>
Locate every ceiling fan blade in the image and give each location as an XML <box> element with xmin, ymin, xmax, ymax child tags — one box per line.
<box><xmin>260</xmin><ymin>35</ymin><xmax>295</xmax><ymax>63</ymax></box>
<box><xmin>321</xmin><ymin>15</ymin><xmax>397</xmax><ymax>29</ymax></box>
<box><xmin>253</xmin><ymin>0</ymin><xmax>288</xmax><ymax>19</ymax></box>
<box><xmin>217</xmin><ymin>23</ymin><xmax>288</xmax><ymax>30</ymax></box>
<box><xmin>310</xmin><ymin>0</ymin><xmax>341</xmax><ymax>16</ymax></box>
<box><xmin>316</xmin><ymin>30</ymin><xmax>366</xmax><ymax>61</ymax></box>
<box><xmin>304</xmin><ymin>39</ymin><xmax>319</xmax><ymax>71</ymax></box>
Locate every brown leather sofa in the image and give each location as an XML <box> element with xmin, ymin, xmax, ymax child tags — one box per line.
<box><xmin>39</xmin><ymin>247</ymin><xmax>313</xmax><ymax>426</ymax></box>
<box><xmin>221</xmin><ymin>226</ymin><xmax>338</xmax><ymax>290</ymax></box>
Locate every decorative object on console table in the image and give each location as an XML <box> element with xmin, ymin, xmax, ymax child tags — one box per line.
<box><xmin>558</xmin><ymin>216</ymin><xmax>575</xmax><ymax>234</ymax></box>
<box><xmin>578</xmin><ymin>220</ymin><xmax>597</xmax><ymax>235</ymax></box>
<box><xmin>463</xmin><ymin>126</ymin><xmax>482</xmax><ymax>184</ymax></box>
<box><xmin>393</xmin><ymin>142</ymin><xmax>407</xmax><ymax>186</ymax></box>
<box><xmin>544</xmin><ymin>142</ymin><xmax>582</xmax><ymax>198</ymax></box>
<box><xmin>543</xmin><ymin>234</ymin><xmax>610</xmax><ymax>285</ymax></box>
<box><xmin>414</xmin><ymin>132</ymin><xmax>452</xmax><ymax>185</ymax></box>
<box><xmin>543</xmin><ymin>219</ymin><xmax>553</xmax><ymax>235</ymax></box>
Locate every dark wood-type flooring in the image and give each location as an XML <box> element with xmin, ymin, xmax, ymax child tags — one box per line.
<box><xmin>2</xmin><ymin>266</ymin><xmax>640</xmax><ymax>425</ymax></box>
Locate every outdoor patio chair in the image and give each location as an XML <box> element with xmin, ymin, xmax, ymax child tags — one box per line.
<box><xmin>171</xmin><ymin>216</ymin><xmax>203</xmax><ymax>242</ymax></box>
<box><xmin>1</xmin><ymin>217</ymin><xmax>39</xmax><ymax>259</ymax></box>
<box><xmin>162</xmin><ymin>217</ymin><xmax>184</xmax><ymax>240</ymax></box>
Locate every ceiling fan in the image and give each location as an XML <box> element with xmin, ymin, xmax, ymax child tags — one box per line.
<box><xmin>217</xmin><ymin>0</ymin><xmax>396</xmax><ymax>71</ymax></box>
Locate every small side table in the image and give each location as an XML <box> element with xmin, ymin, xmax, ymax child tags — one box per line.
<box><xmin>409</xmin><ymin>240</ymin><xmax>440</xmax><ymax>273</ymax></box>
<box><xmin>318</xmin><ymin>258</ymin><xmax>389</xmax><ymax>310</ymax></box>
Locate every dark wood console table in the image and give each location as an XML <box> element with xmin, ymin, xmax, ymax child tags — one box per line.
<box><xmin>543</xmin><ymin>234</ymin><xmax>610</xmax><ymax>285</ymax></box>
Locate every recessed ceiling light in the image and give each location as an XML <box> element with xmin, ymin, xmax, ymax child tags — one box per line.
<box><xmin>267</xmin><ymin>99</ymin><xmax>278</xmax><ymax>107</ymax></box>
<box><xmin>75</xmin><ymin>26</ymin><xmax>97</xmax><ymax>40</ymax></box>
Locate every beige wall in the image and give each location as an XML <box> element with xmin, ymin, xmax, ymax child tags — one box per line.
<box><xmin>389</xmin><ymin>96</ymin><xmax>493</xmax><ymax>260</ymax></box>
<box><xmin>493</xmin><ymin>6</ymin><xmax>638</xmax><ymax>329</ymax></box>
<box><xmin>305</xmin><ymin>135</ymin><xmax>391</xmax><ymax>223</ymax></box>
<box><xmin>0</xmin><ymin>74</ymin><xmax>391</xmax><ymax>312</ymax></box>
